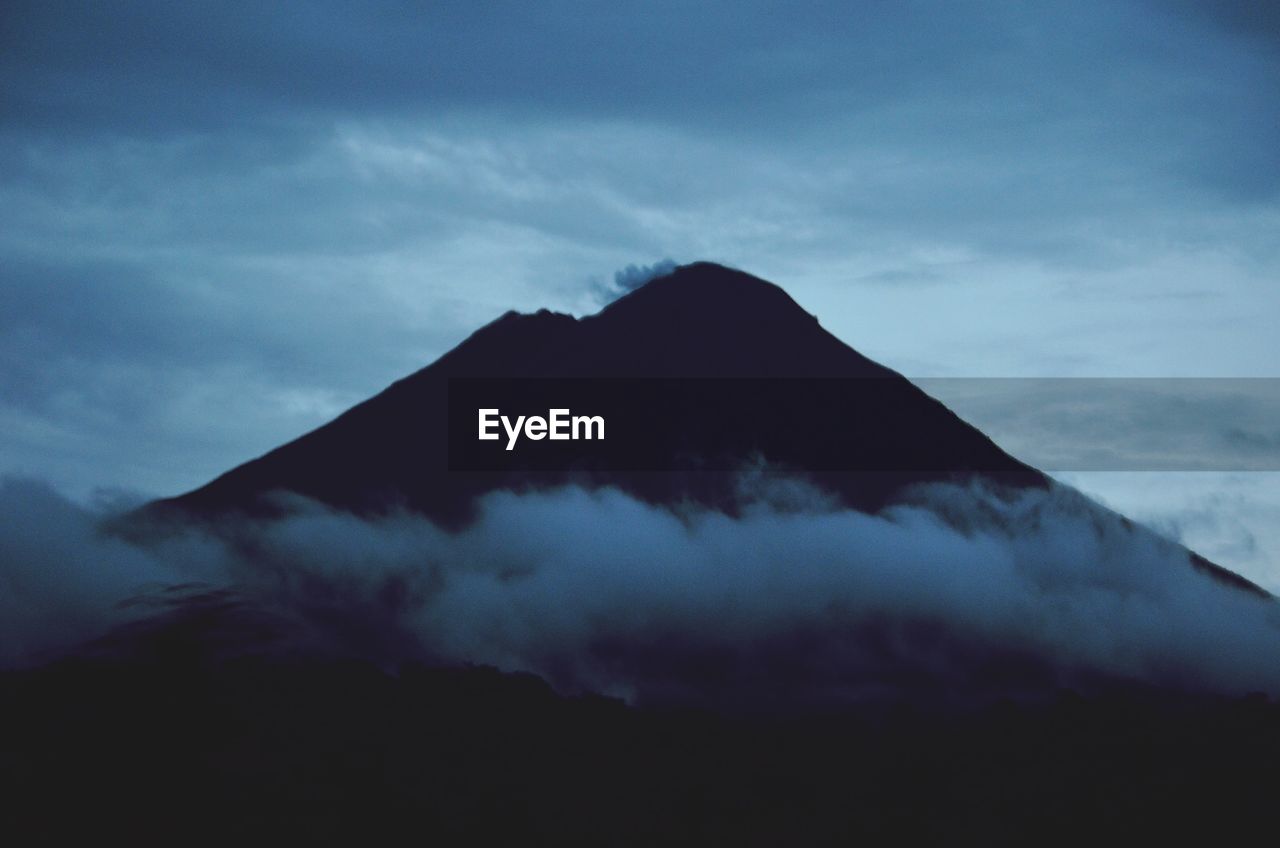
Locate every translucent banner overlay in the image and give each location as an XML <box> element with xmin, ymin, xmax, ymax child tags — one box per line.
<box><xmin>916</xmin><ymin>378</ymin><xmax>1280</xmax><ymax>472</ymax></box>
<box><xmin>447</xmin><ymin>377</ymin><xmax>1280</xmax><ymax>472</ymax></box>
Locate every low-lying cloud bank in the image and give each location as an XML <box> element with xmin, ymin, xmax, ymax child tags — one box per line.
<box><xmin>3</xmin><ymin>474</ymin><xmax>1280</xmax><ymax>706</ymax></box>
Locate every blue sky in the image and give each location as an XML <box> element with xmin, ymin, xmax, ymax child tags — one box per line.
<box><xmin>2</xmin><ymin>1</ymin><xmax>1278</xmax><ymax>581</ymax></box>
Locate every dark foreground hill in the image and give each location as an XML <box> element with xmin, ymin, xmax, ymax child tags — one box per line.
<box><xmin>5</xmin><ymin>651</ymin><xmax>1280</xmax><ymax>845</ymax></box>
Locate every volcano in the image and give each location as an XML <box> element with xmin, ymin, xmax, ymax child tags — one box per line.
<box><xmin>12</xmin><ymin>262</ymin><xmax>1280</xmax><ymax>843</ymax></box>
<box><xmin>144</xmin><ymin>261</ymin><xmax>1261</xmax><ymax>595</ymax></box>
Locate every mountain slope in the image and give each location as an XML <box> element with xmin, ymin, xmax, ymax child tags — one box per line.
<box><xmin>143</xmin><ymin>262</ymin><xmax>1263</xmax><ymax>596</ymax></box>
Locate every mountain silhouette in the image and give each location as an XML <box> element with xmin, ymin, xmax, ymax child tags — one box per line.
<box><xmin>17</xmin><ymin>262</ymin><xmax>1277</xmax><ymax>843</ymax></box>
<box><xmin>144</xmin><ymin>261</ymin><xmax>1262</xmax><ymax>595</ymax></box>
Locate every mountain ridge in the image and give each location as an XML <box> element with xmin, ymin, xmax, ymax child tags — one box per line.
<box><xmin>139</xmin><ymin>262</ymin><xmax>1266</xmax><ymax>597</ymax></box>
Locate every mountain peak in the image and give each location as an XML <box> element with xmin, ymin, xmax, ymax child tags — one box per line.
<box><xmin>584</xmin><ymin>261</ymin><xmax>835</xmax><ymax>377</ymax></box>
<box><xmin>603</xmin><ymin>261</ymin><xmax>812</xmax><ymax>322</ymax></box>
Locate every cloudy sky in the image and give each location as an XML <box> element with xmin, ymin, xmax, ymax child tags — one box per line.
<box><xmin>2</xmin><ymin>1</ymin><xmax>1278</xmax><ymax>581</ymax></box>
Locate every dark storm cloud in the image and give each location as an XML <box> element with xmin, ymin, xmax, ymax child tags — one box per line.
<box><xmin>1142</xmin><ymin>0</ymin><xmax>1280</xmax><ymax>201</ymax></box>
<box><xmin>0</xmin><ymin>2</ymin><xmax>1001</xmax><ymax>135</ymax></box>
<box><xmin>4</xmin><ymin>0</ymin><xmax>1275</xmax><ymax>261</ymax></box>
<box><xmin>1159</xmin><ymin>0</ymin><xmax>1280</xmax><ymax>48</ymax></box>
<box><xmin>4</xmin><ymin>0</ymin><xmax>1276</xmax><ymax>200</ymax></box>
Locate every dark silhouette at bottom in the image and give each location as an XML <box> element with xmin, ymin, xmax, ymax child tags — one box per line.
<box><xmin>4</xmin><ymin>651</ymin><xmax>1279</xmax><ymax>845</ymax></box>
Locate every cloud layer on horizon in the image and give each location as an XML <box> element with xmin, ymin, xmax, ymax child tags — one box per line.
<box><xmin>5</xmin><ymin>475</ymin><xmax>1280</xmax><ymax>708</ymax></box>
